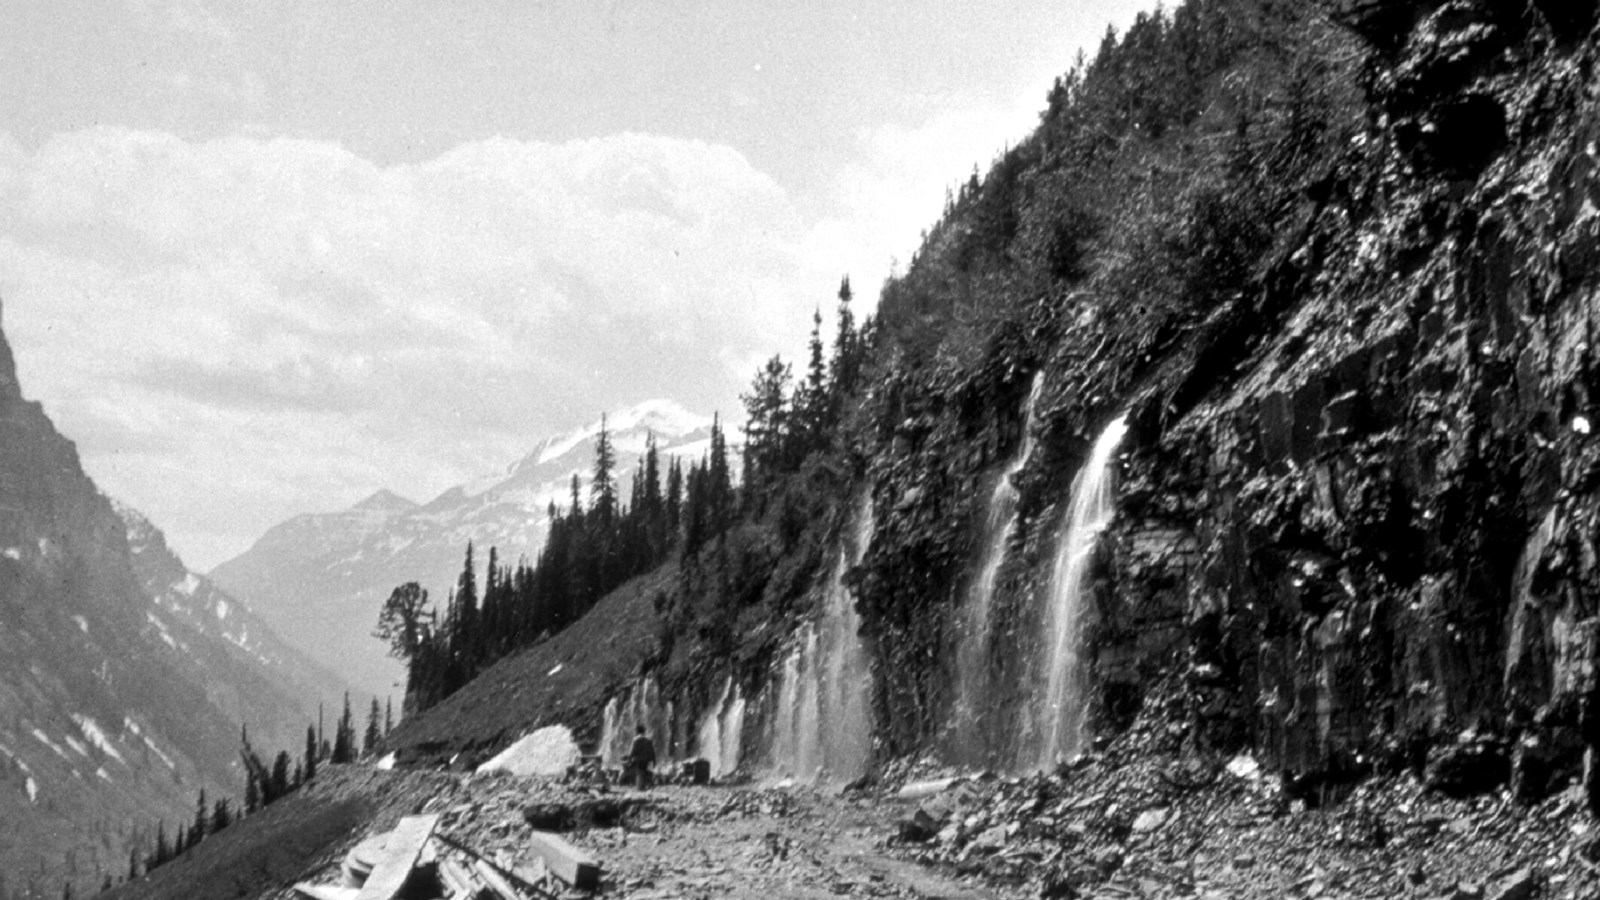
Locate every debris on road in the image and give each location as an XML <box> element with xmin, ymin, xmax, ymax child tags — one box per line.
<box><xmin>293</xmin><ymin>812</ymin><xmax>589</xmax><ymax>900</ymax></box>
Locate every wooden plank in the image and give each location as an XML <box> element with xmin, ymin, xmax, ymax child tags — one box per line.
<box><xmin>524</xmin><ymin>830</ymin><xmax>600</xmax><ymax>890</ymax></box>
<box><xmin>471</xmin><ymin>857</ymin><xmax>524</xmax><ymax>900</ymax></box>
<box><xmin>293</xmin><ymin>884</ymin><xmax>360</xmax><ymax>900</ymax></box>
<box><xmin>353</xmin><ymin>814</ymin><xmax>440</xmax><ymax>900</ymax></box>
<box><xmin>438</xmin><ymin>857</ymin><xmax>483</xmax><ymax>899</ymax></box>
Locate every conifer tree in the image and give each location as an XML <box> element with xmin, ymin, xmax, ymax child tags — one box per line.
<box><xmin>709</xmin><ymin>415</ymin><xmax>734</xmax><ymax>528</ymax></box>
<box><xmin>304</xmin><ymin>725</ymin><xmax>318</xmax><ymax>782</ymax></box>
<box><xmin>332</xmin><ymin>693</ymin><xmax>354</xmax><ymax>764</ymax></box>
<box><xmin>211</xmin><ymin>798</ymin><xmax>231</xmax><ymax>834</ymax></box>
<box><xmin>830</xmin><ymin>276</ymin><xmax>860</xmax><ymax>398</ymax></box>
<box><xmin>683</xmin><ymin>457</ymin><xmax>707</xmax><ymax>555</ymax></box>
<box><xmin>643</xmin><ymin>433</ymin><xmax>662</xmax><ymax>518</ymax></box>
<box><xmin>270</xmin><ymin>750</ymin><xmax>291</xmax><ymax>801</ymax></box>
<box><xmin>364</xmin><ymin>698</ymin><xmax>382</xmax><ymax>756</ymax></box>
<box><xmin>797</xmin><ymin>306</ymin><xmax>830</xmax><ymax>450</ymax></box>
<box><xmin>591</xmin><ymin>414</ymin><xmax>618</xmax><ymax>525</ymax></box>
<box><xmin>668</xmin><ymin>457</ymin><xmax>684</xmax><ymax>535</ymax></box>
<box><xmin>454</xmin><ymin>544</ymin><xmax>479</xmax><ymax>676</ymax></box>
<box><xmin>742</xmin><ymin>355</ymin><xmax>793</xmax><ymax>490</ymax></box>
<box><xmin>376</xmin><ymin>582</ymin><xmax>432</xmax><ymax>661</ymax></box>
<box><xmin>150</xmin><ymin>822</ymin><xmax>169</xmax><ymax>870</ymax></box>
<box><xmin>384</xmin><ymin>697</ymin><xmax>394</xmax><ymax>735</ymax></box>
<box><xmin>191</xmin><ymin>788</ymin><xmax>207</xmax><ymax>846</ymax></box>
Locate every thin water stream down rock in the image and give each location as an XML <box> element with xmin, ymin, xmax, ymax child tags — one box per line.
<box><xmin>766</xmin><ymin>492</ymin><xmax>875</xmax><ymax>784</ymax></box>
<box><xmin>1034</xmin><ymin>412</ymin><xmax>1129</xmax><ymax>770</ymax></box>
<box><xmin>950</xmin><ymin>372</ymin><xmax>1045</xmax><ymax>768</ymax></box>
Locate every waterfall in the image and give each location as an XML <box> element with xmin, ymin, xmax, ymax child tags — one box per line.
<box><xmin>1034</xmin><ymin>413</ymin><xmax>1129</xmax><ymax>770</ymax></box>
<box><xmin>771</xmin><ymin>641</ymin><xmax>804</xmax><ymax>775</ymax></box>
<box><xmin>721</xmin><ymin>683</ymin><xmax>747</xmax><ymax>773</ymax></box>
<box><xmin>697</xmin><ymin>678</ymin><xmax>732</xmax><ymax>775</ymax></box>
<box><xmin>599</xmin><ymin>696</ymin><xmax>619</xmax><ymax>765</ymax></box>
<box><xmin>599</xmin><ymin>676</ymin><xmax>665</xmax><ymax>767</ymax></box>
<box><xmin>766</xmin><ymin>492</ymin><xmax>875</xmax><ymax>783</ymax></box>
<box><xmin>951</xmin><ymin>372</ymin><xmax>1046</xmax><ymax>763</ymax></box>
<box><xmin>695</xmin><ymin>676</ymin><xmax>749</xmax><ymax>777</ymax></box>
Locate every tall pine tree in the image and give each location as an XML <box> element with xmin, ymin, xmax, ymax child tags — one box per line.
<box><xmin>591</xmin><ymin>415</ymin><xmax>618</xmax><ymax>525</ymax></box>
<box><xmin>364</xmin><ymin>698</ymin><xmax>382</xmax><ymax>757</ymax></box>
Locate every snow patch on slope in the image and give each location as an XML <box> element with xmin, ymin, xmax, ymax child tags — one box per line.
<box><xmin>29</xmin><ymin>729</ymin><xmax>71</xmax><ymax>761</ymax></box>
<box><xmin>71</xmin><ymin>715</ymin><xmax>126</xmax><ymax>765</ymax></box>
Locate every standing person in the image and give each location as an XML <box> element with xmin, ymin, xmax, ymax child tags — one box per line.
<box><xmin>628</xmin><ymin>725</ymin><xmax>657</xmax><ymax>789</ymax></box>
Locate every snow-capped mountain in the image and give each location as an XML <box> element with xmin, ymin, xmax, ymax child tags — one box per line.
<box><xmin>0</xmin><ymin>302</ymin><xmax>346</xmax><ymax>899</ymax></box>
<box><xmin>210</xmin><ymin>399</ymin><xmax>742</xmax><ymax>700</ymax></box>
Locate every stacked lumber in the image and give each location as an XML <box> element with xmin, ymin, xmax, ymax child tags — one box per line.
<box><xmin>292</xmin><ymin>814</ymin><xmax>605</xmax><ymax>900</ymax></box>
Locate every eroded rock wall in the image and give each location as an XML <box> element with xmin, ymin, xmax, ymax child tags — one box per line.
<box><xmin>1091</xmin><ymin>1</ymin><xmax>1600</xmax><ymax>802</ymax></box>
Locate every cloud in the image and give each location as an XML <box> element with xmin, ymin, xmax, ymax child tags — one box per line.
<box><xmin>805</xmin><ymin>90</ymin><xmax>1048</xmax><ymax>308</ymax></box>
<box><xmin>0</xmin><ymin>127</ymin><xmax>822</xmax><ymax>567</ymax></box>
<box><xmin>130</xmin><ymin>356</ymin><xmax>369</xmax><ymax>414</ymax></box>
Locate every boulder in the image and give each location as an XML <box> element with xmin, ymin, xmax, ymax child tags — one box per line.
<box><xmin>897</xmin><ymin>808</ymin><xmax>941</xmax><ymax>843</ymax></box>
<box><xmin>1131</xmin><ymin>807</ymin><xmax>1170</xmax><ymax>834</ymax></box>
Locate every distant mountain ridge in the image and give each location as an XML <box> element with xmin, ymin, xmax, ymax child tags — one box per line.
<box><xmin>0</xmin><ymin>300</ymin><xmax>346</xmax><ymax>899</ymax></box>
<box><xmin>210</xmin><ymin>399</ymin><xmax>742</xmax><ymax>699</ymax></box>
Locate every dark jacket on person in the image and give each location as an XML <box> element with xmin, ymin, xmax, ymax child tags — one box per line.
<box><xmin>629</xmin><ymin>734</ymin><xmax>657</xmax><ymax>769</ymax></box>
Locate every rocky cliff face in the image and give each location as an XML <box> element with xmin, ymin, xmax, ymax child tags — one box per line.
<box><xmin>0</xmin><ymin>300</ymin><xmax>338</xmax><ymax>898</ymax></box>
<box><xmin>850</xmin><ymin>0</ymin><xmax>1600</xmax><ymax>805</ymax></box>
<box><xmin>1115</xmin><ymin>0</ymin><xmax>1600</xmax><ymax>798</ymax></box>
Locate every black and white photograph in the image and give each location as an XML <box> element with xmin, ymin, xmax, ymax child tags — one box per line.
<box><xmin>2</xmin><ymin>1</ymin><xmax>1599</xmax><ymax>898</ymax></box>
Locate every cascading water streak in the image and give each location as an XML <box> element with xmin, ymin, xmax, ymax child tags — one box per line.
<box><xmin>695</xmin><ymin>676</ymin><xmax>748</xmax><ymax>777</ymax></box>
<box><xmin>765</xmin><ymin>492</ymin><xmax>875</xmax><ymax>783</ymax></box>
<box><xmin>951</xmin><ymin>372</ymin><xmax>1045</xmax><ymax>762</ymax></box>
<box><xmin>1035</xmin><ymin>413</ymin><xmax>1129</xmax><ymax>770</ymax></box>
<box><xmin>600</xmin><ymin>676</ymin><xmax>667</xmax><ymax>767</ymax></box>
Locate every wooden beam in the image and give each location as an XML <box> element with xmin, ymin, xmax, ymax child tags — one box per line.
<box><xmin>524</xmin><ymin>830</ymin><xmax>600</xmax><ymax>890</ymax></box>
<box><xmin>471</xmin><ymin>857</ymin><xmax>524</xmax><ymax>900</ymax></box>
<box><xmin>293</xmin><ymin>884</ymin><xmax>360</xmax><ymax>900</ymax></box>
<box><xmin>438</xmin><ymin>857</ymin><xmax>483</xmax><ymax>900</ymax></box>
<box><xmin>354</xmin><ymin>814</ymin><xmax>440</xmax><ymax>900</ymax></box>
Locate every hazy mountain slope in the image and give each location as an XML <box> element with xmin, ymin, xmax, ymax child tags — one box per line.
<box><xmin>210</xmin><ymin>400</ymin><xmax>739</xmax><ymax>699</ymax></box>
<box><xmin>0</xmin><ymin>301</ymin><xmax>337</xmax><ymax>899</ymax></box>
<box><xmin>115</xmin><ymin>502</ymin><xmax>350</xmax><ymax>749</ymax></box>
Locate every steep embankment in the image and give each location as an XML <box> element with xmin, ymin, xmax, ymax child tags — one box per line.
<box><xmin>0</xmin><ymin>302</ymin><xmax>343</xmax><ymax>898</ymax></box>
<box><xmin>383</xmin><ymin>564</ymin><xmax>674</xmax><ymax>764</ymax></box>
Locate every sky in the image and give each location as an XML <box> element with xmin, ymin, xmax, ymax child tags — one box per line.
<box><xmin>0</xmin><ymin>0</ymin><xmax>1155</xmax><ymax>571</ymax></box>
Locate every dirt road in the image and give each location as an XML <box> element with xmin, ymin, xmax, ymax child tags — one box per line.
<box><xmin>575</xmin><ymin>784</ymin><xmax>1011</xmax><ymax>900</ymax></box>
<box><xmin>270</xmin><ymin>770</ymin><xmax>1019</xmax><ymax>900</ymax></box>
